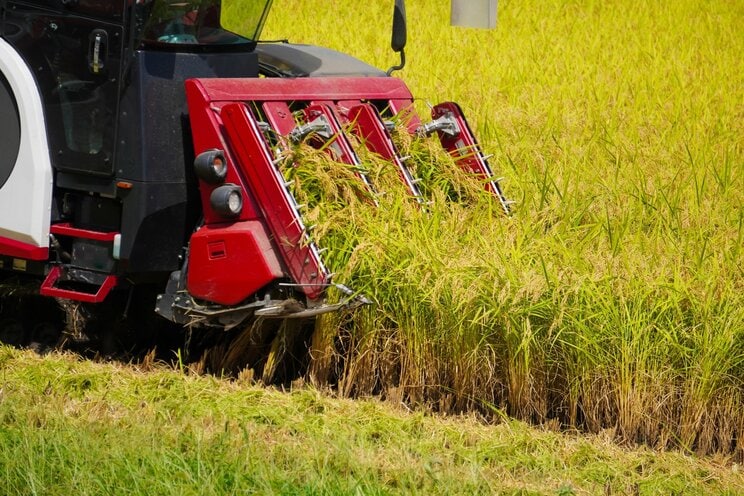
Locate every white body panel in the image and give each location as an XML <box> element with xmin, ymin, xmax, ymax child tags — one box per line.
<box><xmin>0</xmin><ymin>37</ymin><xmax>53</xmax><ymax>248</ymax></box>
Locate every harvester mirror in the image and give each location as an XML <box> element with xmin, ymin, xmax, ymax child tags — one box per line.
<box><xmin>391</xmin><ymin>0</ymin><xmax>407</xmax><ymax>52</ymax></box>
<box><xmin>387</xmin><ymin>0</ymin><xmax>407</xmax><ymax>75</ymax></box>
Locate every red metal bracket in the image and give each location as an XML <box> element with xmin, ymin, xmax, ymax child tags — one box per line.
<box><xmin>40</xmin><ymin>266</ymin><xmax>118</xmax><ymax>303</ymax></box>
<box><xmin>261</xmin><ymin>101</ymin><xmax>297</xmax><ymax>137</ymax></box>
<box><xmin>50</xmin><ymin>223</ymin><xmax>119</xmax><ymax>242</ymax></box>
<box><xmin>301</xmin><ymin>104</ymin><xmax>359</xmax><ymax>164</ymax></box>
<box><xmin>220</xmin><ymin>102</ymin><xmax>329</xmax><ymax>300</ymax></box>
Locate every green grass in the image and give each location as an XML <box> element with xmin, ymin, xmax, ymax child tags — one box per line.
<box><xmin>1</xmin><ymin>347</ymin><xmax>742</xmax><ymax>495</ymax></box>
<box><xmin>251</xmin><ymin>0</ymin><xmax>744</xmax><ymax>459</ymax></box>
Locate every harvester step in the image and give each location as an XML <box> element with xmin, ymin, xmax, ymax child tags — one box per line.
<box><xmin>50</xmin><ymin>223</ymin><xmax>119</xmax><ymax>242</ymax></box>
<box><xmin>40</xmin><ymin>266</ymin><xmax>118</xmax><ymax>303</ymax></box>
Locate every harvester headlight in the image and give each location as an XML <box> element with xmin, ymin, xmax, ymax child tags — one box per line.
<box><xmin>194</xmin><ymin>149</ymin><xmax>228</xmax><ymax>184</ymax></box>
<box><xmin>210</xmin><ymin>184</ymin><xmax>243</xmax><ymax>218</ymax></box>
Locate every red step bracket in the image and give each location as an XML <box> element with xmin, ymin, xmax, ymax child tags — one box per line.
<box><xmin>50</xmin><ymin>223</ymin><xmax>119</xmax><ymax>242</ymax></box>
<box><xmin>40</xmin><ymin>266</ymin><xmax>118</xmax><ymax>303</ymax></box>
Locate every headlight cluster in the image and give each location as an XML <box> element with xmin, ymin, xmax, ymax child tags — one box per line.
<box><xmin>194</xmin><ymin>149</ymin><xmax>243</xmax><ymax>218</ymax></box>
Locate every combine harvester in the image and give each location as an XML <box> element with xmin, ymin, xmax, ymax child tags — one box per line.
<box><xmin>0</xmin><ymin>0</ymin><xmax>508</xmax><ymax>365</ymax></box>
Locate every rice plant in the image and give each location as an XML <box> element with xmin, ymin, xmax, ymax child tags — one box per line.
<box><xmin>219</xmin><ymin>0</ymin><xmax>744</xmax><ymax>458</ymax></box>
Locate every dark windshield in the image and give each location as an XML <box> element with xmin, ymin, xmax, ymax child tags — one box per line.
<box><xmin>137</xmin><ymin>0</ymin><xmax>272</xmax><ymax>48</ymax></box>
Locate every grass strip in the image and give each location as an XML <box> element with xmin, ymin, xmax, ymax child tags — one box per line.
<box><xmin>1</xmin><ymin>347</ymin><xmax>742</xmax><ymax>495</ymax></box>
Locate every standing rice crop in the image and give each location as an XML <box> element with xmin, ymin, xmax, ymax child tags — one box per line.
<box><xmin>228</xmin><ymin>0</ymin><xmax>744</xmax><ymax>458</ymax></box>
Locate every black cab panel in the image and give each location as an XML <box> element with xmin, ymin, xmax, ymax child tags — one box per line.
<box><xmin>4</xmin><ymin>2</ymin><xmax>123</xmax><ymax>176</ymax></box>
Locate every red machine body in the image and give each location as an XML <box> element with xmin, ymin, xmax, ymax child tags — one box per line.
<box><xmin>187</xmin><ymin>221</ymin><xmax>283</xmax><ymax>306</ymax></box>
<box><xmin>183</xmin><ymin>77</ymin><xmax>418</xmax><ymax>305</ymax></box>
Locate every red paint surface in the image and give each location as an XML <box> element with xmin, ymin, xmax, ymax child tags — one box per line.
<box><xmin>346</xmin><ymin>103</ymin><xmax>422</xmax><ymax>199</ymax></box>
<box><xmin>432</xmin><ymin>102</ymin><xmax>510</xmax><ymax>212</ymax></box>
<box><xmin>220</xmin><ymin>103</ymin><xmax>328</xmax><ymax>300</ymax></box>
<box><xmin>0</xmin><ymin>235</ymin><xmax>48</xmax><ymax>260</ymax></box>
<box><xmin>187</xmin><ymin>221</ymin><xmax>283</xmax><ymax>306</ymax></box>
<box><xmin>40</xmin><ymin>266</ymin><xmax>118</xmax><ymax>303</ymax></box>
<box><xmin>50</xmin><ymin>223</ymin><xmax>119</xmax><ymax>242</ymax></box>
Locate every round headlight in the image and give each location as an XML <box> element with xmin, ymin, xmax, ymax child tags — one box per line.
<box><xmin>227</xmin><ymin>190</ymin><xmax>242</xmax><ymax>213</ymax></box>
<box><xmin>194</xmin><ymin>149</ymin><xmax>228</xmax><ymax>184</ymax></box>
<box><xmin>210</xmin><ymin>184</ymin><xmax>243</xmax><ymax>218</ymax></box>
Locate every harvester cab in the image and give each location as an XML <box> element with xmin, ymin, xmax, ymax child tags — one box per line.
<box><xmin>0</xmin><ymin>0</ymin><xmax>508</xmax><ymax>349</ymax></box>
